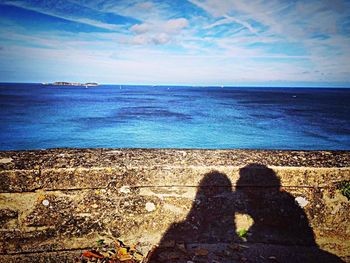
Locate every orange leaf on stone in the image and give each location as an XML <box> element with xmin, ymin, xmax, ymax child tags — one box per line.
<box><xmin>194</xmin><ymin>248</ymin><xmax>209</xmax><ymax>256</ymax></box>
<box><xmin>82</xmin><ymin>250</ymin><xmax>104</xmax><ymax>258</ymax></box>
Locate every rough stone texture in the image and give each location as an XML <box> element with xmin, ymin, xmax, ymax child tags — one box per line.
<box><xmin>1</xmin><ymin>149</ymin><xmax>349</xmax><ymax>170</ymax></box>
<box><xmin>0</xmin><ymin>149</ymin><xmax>349</xmax><ymax>262</ymax></box>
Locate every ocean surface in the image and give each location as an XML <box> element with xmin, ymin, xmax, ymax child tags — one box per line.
<box><xmin>0</xmin><ymin>83</ymin><xmax>349</xmax><ymax>150</ymax></box>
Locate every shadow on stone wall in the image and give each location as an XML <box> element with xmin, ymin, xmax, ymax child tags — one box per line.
<box><xmin>149</xmin><ymin>164</ymin><xmax>343</xmax><ymax>263</ymax></box>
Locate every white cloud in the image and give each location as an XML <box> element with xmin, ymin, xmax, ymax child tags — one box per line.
<box><xmin>125</xmin><ymin>33</ymin><xmax>171</xmax><ymax>45</ymax></box>
<box><xmin>129</xmin><ymin>35</ymin><xmax>149</xmax><ymax>45</ymax></box>
<box><xmin>164</xmin><ymin>18</ymin><xmax>189</xmax><ymax>32</ymax></box>
<box><xmin>130</xmin><ymin>23</ymin><xmax>151</xmax><ymax>34</ymax></box>
<box><xmin>128</xmin><ymin>18</ymin><xmax>189</xmax><ymax>45</ymax></box>
<box><xmin>131</xmin><ymin>18</ymin><xmax>189</xmax><ymax>34</ymax></box>
<box><xmin>152</xmin><ymin>33</ymin><xmax>171</xmax><ymax>45</ymax></box>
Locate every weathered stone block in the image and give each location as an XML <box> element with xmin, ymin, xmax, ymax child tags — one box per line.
<box><xmin>0</xmin><ymin>170</ymin><xmax>40</xmax><ymax>192</ymax></box>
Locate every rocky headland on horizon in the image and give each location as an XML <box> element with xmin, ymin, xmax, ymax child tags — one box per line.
<box><xmin>42</xmin><ymin>81</ymin><xmax>98</xmax><ymax>86</ymax></box>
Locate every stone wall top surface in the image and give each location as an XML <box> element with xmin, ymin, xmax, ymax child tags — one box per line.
<box><xmin>0</xmin><ymin>148</ymin><xmax>349</xmax><ymax>170</ymax></box>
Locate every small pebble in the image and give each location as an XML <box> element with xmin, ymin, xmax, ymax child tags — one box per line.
<box><xmin>0</xmin><ymin>157</ymin><xmax>13</xmax><ymax>164</ymax></box>
<box><xmin>145</xmin><ymin>202</ymin><xmax>156</xmax><ymax>212</ymax></box>
<box><xmin>295</xmin><ymin>196</ymin><xmax>309</xmax><ymax>208</ymax></box>
<box><xmin>120</xmin><ymin>186</ymin><xmax>131</xmax><ymax>194</ymax></box>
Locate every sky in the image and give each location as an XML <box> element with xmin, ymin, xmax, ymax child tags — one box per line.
<box><xmin>0</xmin><ymin>0</ymin><xmax>350</xmax><ymax>86</ymax></box>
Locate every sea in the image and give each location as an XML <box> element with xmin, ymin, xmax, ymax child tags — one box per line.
<box><xmin>0</xmin><ymin>83</ymin><xmax>349</xmax><ymax>151</ymax></box>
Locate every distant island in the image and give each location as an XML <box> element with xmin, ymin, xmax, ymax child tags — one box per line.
<box><xmin>42</xmin><ymin>82</ymin><xmax>99</xmax><ymax>86</ymax></box>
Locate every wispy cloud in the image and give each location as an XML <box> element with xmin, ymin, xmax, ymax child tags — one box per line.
<box><xmin>0</xmin><ymin>0</ymin><xmax>137</xmax><ymax>30</ymax></box>
<box><xmin>205</xmin><ymin>15</ymin><xmax>257</xmax><ymax>35</ymax></box>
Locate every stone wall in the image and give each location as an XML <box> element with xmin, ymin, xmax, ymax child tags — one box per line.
<box><xmin>0</xmin><ymin>149</ymin><xmax>349</xmax><ymax>262</ymax></box>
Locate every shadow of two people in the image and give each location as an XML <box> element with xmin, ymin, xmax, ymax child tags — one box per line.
<box><xmin>149</xmin><ymin>164</ymin><xmax>343</xmax><ymax>263</ymax></box>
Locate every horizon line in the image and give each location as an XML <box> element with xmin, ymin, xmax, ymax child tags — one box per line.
<box><xmin>1</xmin><ymin>81</ymin><xmax>350</xmax><ymax>88</ymax></box>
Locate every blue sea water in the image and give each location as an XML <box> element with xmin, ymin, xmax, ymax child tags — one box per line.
<box><xmin>0</xmin><ymin>83</ymin><xmax>349</xmax><ymax>150</ymax></box>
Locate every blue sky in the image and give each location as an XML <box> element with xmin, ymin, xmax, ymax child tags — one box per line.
<box><xmin>0</xmin><ymin>0</ymin><xmax>350</xmax><ymax>86</ymax></box>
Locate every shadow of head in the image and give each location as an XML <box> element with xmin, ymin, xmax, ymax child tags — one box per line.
<box><xmin>187</xmin><ymin>171</ymin><xmax>234</xmax><ymax>224</ymax></box>
<box><xmin>237</xmin><ymin>163</ymin><xmax>280</xmax><ymax>188</ymax></box>
<box><xmin>195</xmin><ymin>170</ymin><xmax>232</xmax><ymax>197</ymax></box>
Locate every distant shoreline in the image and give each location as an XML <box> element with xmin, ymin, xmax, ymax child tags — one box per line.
<box><xmin>42</xmin><ymin>82</ymin><xmax>99</xmax><ymax>86</ymax></box>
